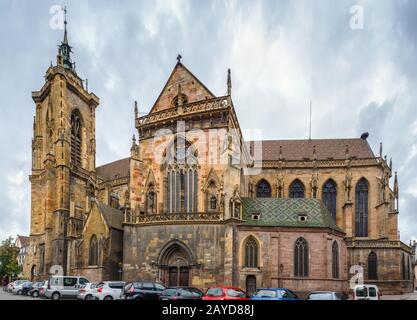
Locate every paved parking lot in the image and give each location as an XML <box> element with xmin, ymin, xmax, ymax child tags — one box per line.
<box><xmin>0</xmin><ymin>288</ymin><xmax>41</xmax><ymax>300</ymax></box>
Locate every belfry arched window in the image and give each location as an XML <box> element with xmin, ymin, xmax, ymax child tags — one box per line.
<box><xmin>323</xmin><ymin>179</ymin><xmax>337</xmax><ymax>220</ymax></box>
<box><xmin>355</xmin><ymin>178</ymin><xmax>369</xmax><ymax>237</ymax></box>
<box><xmin>289</xmin><ymin>180</ymin><xmax>305</xmax><ymax>198</ymax></box>
<box><xmin>244</xmin><ymin>236</ymin><xmax>259</xmax><ymax>268</ymax></box>
<box><xmin>70</xmin><ymin>109</ymin><xmax>82</xmax><ymax>167</ymax></box>
<box><xmin>165</xmin><ymin>137</ymin><xmax>198</xmax><ymax>213</ymax></box>
<box><xmin>368</xmin><ymin>252</ymin><xmax>377</xmax><ymax>280</ymax></box>
<box><xmin>256</xmin><ymin>179</ymin><xmax>272</xmax><ymax>198</ymax></box>
<box><xmin>294</xmin><ymin>237</ymin><xmax>309</xmax><ymax>277</ymax></box>
<box><xmin>332</xmin><ymin>241</ymin><xmax>339</xmax><ymax>279</ymax></box>
<box><xmin>88</xmin><ymin>235</ymin><xmax>98</xmax><ymax>266</ymax></box>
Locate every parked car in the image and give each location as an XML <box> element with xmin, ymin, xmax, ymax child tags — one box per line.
<box><xmin>92</xmin><ymin>281</ymin><xmax>126</xmax><ymax>300</ymax></box>
<box><xmin>8</xmin><ymin>280</ymin><xmax>26</xmax><ymax>293</ymax></box>
<box><xmin>160</xmin><ymin>287</ymin><xmax>204</xmax><ymax>300</ymax></box>
<box><xmin>353</xmin><ymin>285</ymin><xmax>381</xmax><ymax>300</ymax></box>
<box><xmin>202</xmin><ymin>287</ymin><xmax>249</xmax><ymax>300</ymax></box>
<box><xmin>77</xmin><ymin>283</ymin><xmax>98</xmax><ymax>300</ymax></box>
<box><xmin>122</xmin><ymin>281</ymin><xmax>166</xmax><ymax>300</ymax></box>
<box><xmin>45</xmin><ymin>276</ymin><xmax>90</xmax><ymax>300</ymax></box>
<box><xmin>21</xmin><ymin>281</ymin><xmax>34</xmax><ymax>296</ymax></box>
<box><xmin>305</xmin><ymin>291</ymin><xmax>345</xmax><ymax>300</ymax></box>
<box><xmin>12</xmin><ymin>280</ymin><xmax>31</xmax><ymax>295</ymax></box>
<box><xmin>29</xmin><ymin>281</ymin><xmax>48</xmax><ymax>298</ymax></box>
<box><xmin>250</xmin><ymin>288</ymin><xmax>301</xmax><ymax>300</ymax></box>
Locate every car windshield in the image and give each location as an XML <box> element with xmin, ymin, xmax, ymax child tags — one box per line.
<box><xmin>206</xmin><ymin>288</ymin><xmax>223</xmax><ymax>297</ymax></box>
<box><xmin>254</xmin><ymin>290</ymin><xmax>277</xmax><ymax>298</ymax></box>
<box><xmin>162</xmin><ymin>289</ymin><xmax>177</xmax><ymax>297</ymax></box>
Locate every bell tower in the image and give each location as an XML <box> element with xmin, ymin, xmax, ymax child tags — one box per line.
<box><xmin>27</xmin><ymin>8</ymin><xmax>99</xmax><ymax>278</ymax></box>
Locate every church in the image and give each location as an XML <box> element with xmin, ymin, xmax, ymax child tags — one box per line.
<box><xmin>24</xmin><ymin>19</ymin><xmax>414</xmax><ymax>295</ymax></box>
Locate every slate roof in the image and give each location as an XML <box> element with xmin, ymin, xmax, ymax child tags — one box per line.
<box><xmin>96</xmin><ymin>157</ymin><xmax>130</xmax><ymax>181</ymax></box>
<box><xmin>95</xmin><ymin>201</ymin><xmax>124</xmax><ymax>231</ymax></box>
<box><xmin>241</xmin><ymin>197</ymin><xmax>343</xmax><ymax>232</ymax></box>
<box><xmin>247</xmin><ymin>138</ymin><xmax>375</xmax><ymax>161</ymax></box>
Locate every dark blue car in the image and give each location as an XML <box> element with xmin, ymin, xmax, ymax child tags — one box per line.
<box><xmin>250</xmin><ymin>288</ymin><xmax>301</xmax><ymax>300</ymax></box>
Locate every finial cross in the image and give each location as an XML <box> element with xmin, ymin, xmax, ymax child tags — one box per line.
<box><xmin>177</xmin><ymin>54</ymin><xmax>182</xmax><ymax>63</ymax></box>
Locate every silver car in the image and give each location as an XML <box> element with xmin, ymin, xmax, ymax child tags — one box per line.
<box><xmin>45</xmin><ymin>276</ymin><xmax>90</xmax><ymax>300</ymax></box>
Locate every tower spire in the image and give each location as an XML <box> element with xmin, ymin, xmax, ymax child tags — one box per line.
<box><xmin>58</xmin><ymin>6</ymin><xmax>73</xmax><ymax>70</ymax></box>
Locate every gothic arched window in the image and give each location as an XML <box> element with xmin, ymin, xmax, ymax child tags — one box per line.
<box><xmin>256</xmin><ymin>179</ymin><xmax>271</xmax><ymax>198</ymax></box>
<box><xmin>368</xmin><ymin>252</ymin><xmax>377</xmax><ymax>280</ymax></box>
<box><xmin>294</xmin><ymin>237</ymin><xmax>309</xmax><ymax>277</ymax></box>
<box><xmin>332</xmin><ymin>241</ymin><xmax>339</xmax><ymax>279</ymax></box>
<box><xmin>244</xmin><ymin>236</ymin><xmax>259</xmax><ymax>268</ymax></box>
<box><xmin>88</xmin><ymin>235</ymin><xmax>98</xmax><ymax>266</ymax></box>
<box><xmin>355</xmin><ymin>178</ymin><xmax>369</xmax><ymax>237</ymax></box>
<box><xmin>323</xmin><ymin>179</ymin><xmax>337</xmax><ymax>220</ymax></box>
<box><xmin>70</xmin><ymin>109</ymin><xmax>82</xmax><ymax>167</ymax></box>
<box><xmin>165</xmin><ymin>137</ymin><xmax>198</xmax><ymax>213</ymax></box>
<box><xmin>289</xmin><ymin>180</ymin><xmax>305</xmax><ymax>198</ymax></box>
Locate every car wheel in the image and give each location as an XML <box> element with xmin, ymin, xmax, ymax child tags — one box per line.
<box><xmin>104</xmin><ymin>296</ymin><xmax>113</xmax><ymax>301</ymax></box>
<box><xmin>85</xmin><ymin>294</ymin><xmax>93</xmax><ymax>300</ymax></box>
<box><xmin>52</xmin><ymin>292</ymin><xmax>61</xmax><ymax>300</ymax></box>
<box><xmin>32</xmin><ymin>291</ymin><xmax>39</xmax><ymax>298</ymax></box>
<box><xmin>17</xmin><ymin>290</ymin><xmax>22</xmax><ymax>295</ymax></box>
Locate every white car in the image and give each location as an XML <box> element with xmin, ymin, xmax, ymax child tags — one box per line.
<box><xmin>77</xmin><ymin>283</ymin><xmax>98</xmax><ymax>300</ymax></box>
<box><xmin>92</xmin><ymin>281</ymin><xmax>126</xmax><ymax>300</ymax></box>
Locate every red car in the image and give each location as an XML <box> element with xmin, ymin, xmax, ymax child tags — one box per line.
<box><xmin>202</xmin><ymin>286</ymin><xmax>249</xmax><ymax>300</ymax></box>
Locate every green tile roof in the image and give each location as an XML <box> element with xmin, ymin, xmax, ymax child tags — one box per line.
<box><xmin>241</xmin><ymin>198</ymin><xmax>343</xmax><ymax>232</ymax></box>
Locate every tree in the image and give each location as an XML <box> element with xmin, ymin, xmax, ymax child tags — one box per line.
<box><xmin>0</xmin><ymin>237</ymin><xmax>21</xmax><ymax>279</ymax></box>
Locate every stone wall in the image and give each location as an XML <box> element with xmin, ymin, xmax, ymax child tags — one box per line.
<box><xmin>236</xmin><ymin>227</ymin><xmax>349</xmax><ymax>295</ymax></box>
<box><xmin>123</xmin><ymin>223</ymin><xmax>230</xmax><ymax>288</ymax></box>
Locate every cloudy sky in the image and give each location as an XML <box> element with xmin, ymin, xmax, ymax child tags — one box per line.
<box><xmin>0</xmin><ymin>0</ymin><xmax>416</xmax><ymax>243</ymax></box>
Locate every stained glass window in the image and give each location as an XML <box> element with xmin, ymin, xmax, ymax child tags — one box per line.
<box><xmin>289</xmin><ymin>180</ymin><xmax>305</xmax><ymax>198</ymax></box>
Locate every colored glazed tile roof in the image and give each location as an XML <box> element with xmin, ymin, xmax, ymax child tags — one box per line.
<box><xmin>241</xmin><ymin>197</ymin><xmax>343</xmax><ymax>232</ymax></box>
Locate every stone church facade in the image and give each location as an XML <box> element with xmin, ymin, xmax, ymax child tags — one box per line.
<box><xmin>24</xmin><ymin>24</ymin><xmax>413</xmax><ymax>295</ymax></box>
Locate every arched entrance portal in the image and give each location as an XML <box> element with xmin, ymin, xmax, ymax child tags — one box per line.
<box><xmin>158</xmin><ymin>240</ymin><xmax>197</xmax><ymax>287</ymax></box>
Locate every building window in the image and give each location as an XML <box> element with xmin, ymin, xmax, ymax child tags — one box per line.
<box><xmin>289</xmin><ymin>180</ymin><xmax>305</xmax><ymax>198</ymax></box>
<box><xmin>173</xmin><ymin>94</ymin><xmax>188</xmax><ymax>108</ymax></box>
<box><xmin>332</xmin><ymin>241</ymin><xmax>339</xmax><ymax>279</ymax></box>
<box><xmin>89</xmin><ymin>235</ymin><xmax>99</xmax><ymax>266</ymax></box>
<box><xmin>165</xmin><ymin>138</ymin><xmax>198</xmax><ymax>213</ymax></box>
<box><xmin>368</xmin><ymin>252</ymin><xmax>377</xmax><ymax>280</ymax></box>
<box><xmin>355</xmin><ymin>178</ymin><xmax>369</xmax><ymax>237</ymax></box>
<box><xmin>294</xmin><ymin>237</ymin><xmax>309</xmax><ymax>277</ymax></box>
<box><xmin>323</xmin><ymin>179</ymin><xmax>337</xmax><ymax>221</ymax></box>
<box><xmin>244</xmin><ymin>236</ymin><xmax>259</xmax><ymax>268</ymax></box>
<box><xmin>256</xmin><ymin>179</ymin><xmax>272</xmax><ymax>198</ymax></box>
<box><xmin>70</xmin><ymin>109</ymin><xmax>82</xmax><ymax>167</ymax></box>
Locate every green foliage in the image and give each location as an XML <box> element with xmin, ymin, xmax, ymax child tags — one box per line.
<box><xmin>0</xmin><ymin>237</ymin><xmax>21</xmax><ymax>278</ymax></box>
